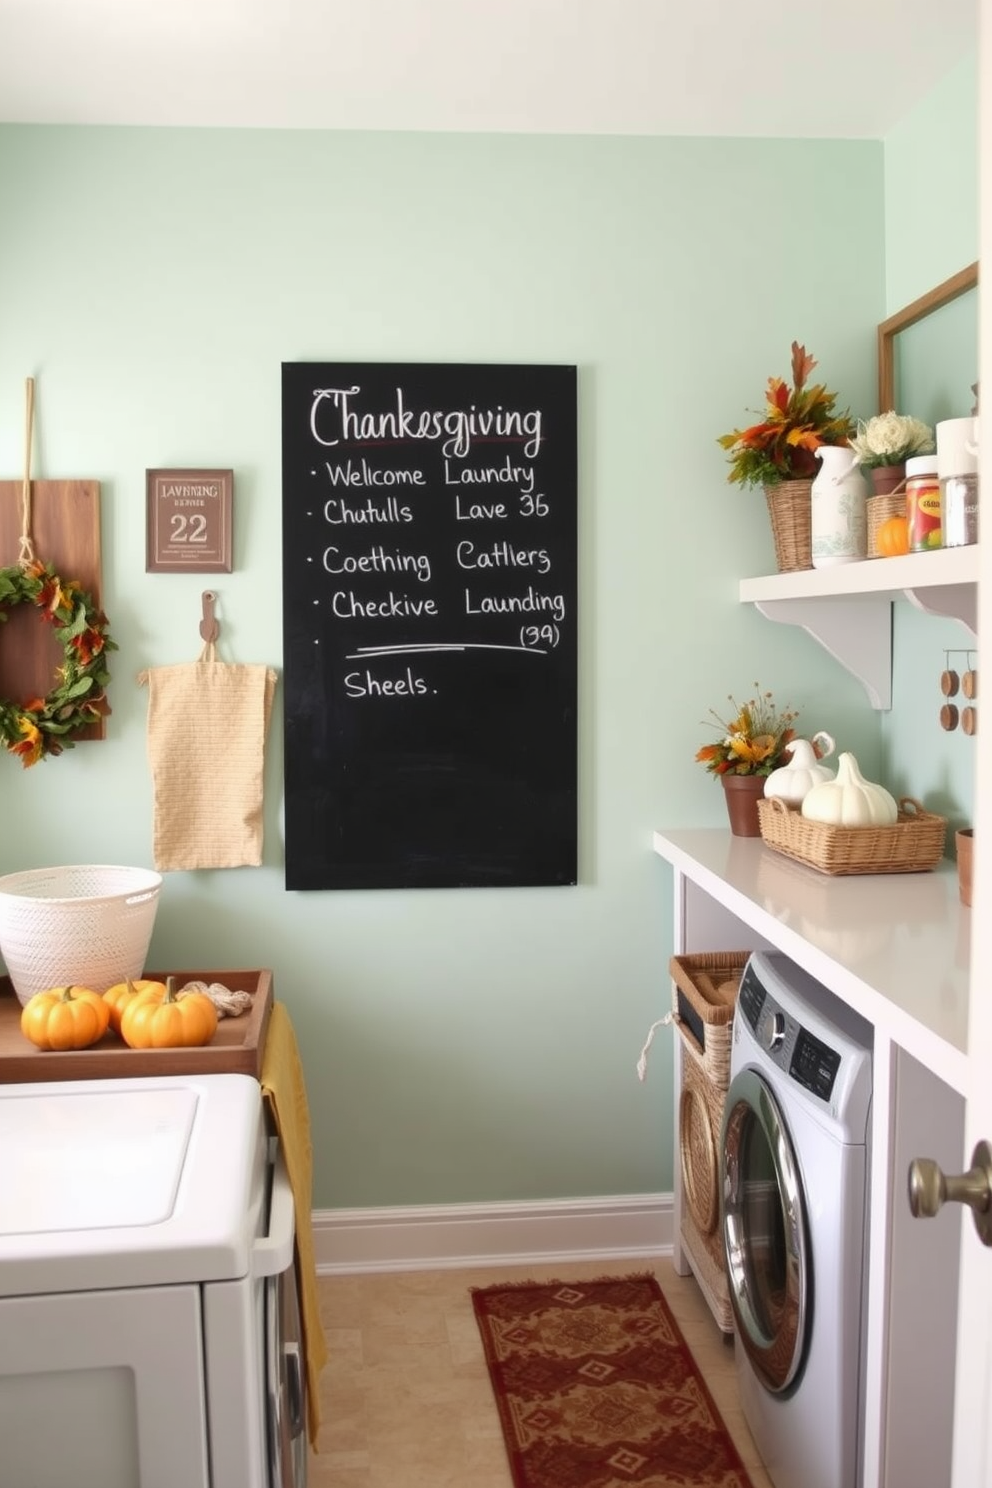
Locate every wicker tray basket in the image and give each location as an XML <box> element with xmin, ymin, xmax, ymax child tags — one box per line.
<box><xmin>669</xmin><ymin>952</ymin><xmax>749</xmax><ymax>1087</ymax></box>
<box><xmin>758</xmin><ymin>797</ymin><xmax>947</xmax><ymax>876</ymax></box>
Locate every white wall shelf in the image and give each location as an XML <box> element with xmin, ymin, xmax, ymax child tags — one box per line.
<box><xmin>739</xmin><ymin>546</ymin><xmax>979</xmax><ymax>710</ymax></box>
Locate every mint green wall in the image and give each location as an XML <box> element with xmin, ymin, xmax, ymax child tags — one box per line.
<box><xmin>884</xmin><ymin>54</ymin><xmax>979</xmax><ymax>313</ymax></box>
<box><xmin>0</xmin><ymin>126</ymin><xmax>883</xmax><ymax>1209</ymax></box>
<box><xmin>882</xmin><ymin>54</ymin><xmax>978</xmax><ymax>833</ymax></box>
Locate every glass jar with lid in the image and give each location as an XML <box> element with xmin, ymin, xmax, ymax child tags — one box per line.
<box><xmin>905</xmin><ymin>455</ymin><xmax>940</xmax><ymax>552</ymax></box>
<box><xmin>936</xmin><ymin>417</ymin><xmax>979</xmax><ymax>548</ymax></box>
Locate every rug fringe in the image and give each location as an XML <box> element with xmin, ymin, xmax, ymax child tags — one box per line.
<box><xmin>469</xmin><ymin>1269</ymin><xmax>659</xmax><ymax>1295</ymax></box>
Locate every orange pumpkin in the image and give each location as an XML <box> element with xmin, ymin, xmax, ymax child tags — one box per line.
<box><xmin>120</xmin><ymin>975</ymin><xmax>218</xmax><ymax>1050</ymax></box>
<box><xmin>21</xmin><ymin>985</ymin><xmax>111</xmax><ymax>1050</ymax></box>
<box><xmin>103</xmin><ymin>977</ymin><xmax>167</xmax><ymax>1034</ymax></box>
<box><xmin>876</xmin><ymin>515</ymin><xmax>910</xmax><ymax>557</ymax></box>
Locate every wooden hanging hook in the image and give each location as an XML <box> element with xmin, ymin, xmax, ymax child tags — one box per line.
<box><xmin>199</xmin><ymin>590</ymin><xmax>220</xmax><ymax>644</ymax></box>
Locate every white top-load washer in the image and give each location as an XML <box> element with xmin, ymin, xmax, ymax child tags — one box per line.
<box><xmin>0</xmin><ymin>1072</ymin><xmax>308</xmax><ymax>1488</ymax></box>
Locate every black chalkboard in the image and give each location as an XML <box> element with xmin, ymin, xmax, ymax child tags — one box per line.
<box><xmin>281</xmin><ymin>362</ymin><xmax>578</xmax><ymax>891</ymax></box>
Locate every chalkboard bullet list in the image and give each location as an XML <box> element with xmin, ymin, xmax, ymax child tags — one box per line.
<box><xmin>282</xmin><ymin>362</ymin><xmax>577</xmax><ymax>890</ymax></box>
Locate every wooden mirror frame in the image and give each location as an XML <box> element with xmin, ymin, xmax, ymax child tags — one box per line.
<box><xmin>877</xmin><ymin>262</ymin><xmax>979</xmax><ymax>411</ymax></box>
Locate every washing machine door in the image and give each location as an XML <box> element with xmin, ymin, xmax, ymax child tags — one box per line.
<box><xmin>721</xmin><ymin>1066</ymin><xmax>810</xmax><ymax>1394</ymax></box>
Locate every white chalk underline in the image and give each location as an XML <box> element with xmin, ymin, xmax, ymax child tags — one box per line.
<box><xmin>344</xmin><ymin>642</ymin><xmax>548</xmax><ymax>658</ymax></box>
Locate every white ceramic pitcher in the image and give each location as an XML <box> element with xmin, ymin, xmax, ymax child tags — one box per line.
<box><xmin>811</xmin><ymin>445</ymin><xmax>868</xmax><ymax>568</ymax></box>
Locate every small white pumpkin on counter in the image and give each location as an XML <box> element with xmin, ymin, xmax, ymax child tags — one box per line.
<box><xmin>800</xmin><ymin>751</ymin><xmax>898</xmax><ymax>826</ymax></box>
<box><xmin>763</xmin><ymin>731</ymin><xmax>836</xmax><ymax>807</ymax></box>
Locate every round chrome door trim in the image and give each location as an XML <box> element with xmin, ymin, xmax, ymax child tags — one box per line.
<box><xmin>721</xmin><ymin>1066</ymin><xmax>809</xmax><ymax>1394</ymax></box>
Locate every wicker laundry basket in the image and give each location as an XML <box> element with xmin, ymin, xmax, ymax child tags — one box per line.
<box><xmin>669</xmin><ymin>952</ymin><xmax>749</xmax><ymax>1086</ymax></box>
<box><xmin>0</xmin><ymin>864</ymin><xmax>162</xmax><ymax>1006</ymax></box>
<box><xmin>670</xmin><ymin>952</ymin><xmax>750</xmax><ymax>1336</ymax></box>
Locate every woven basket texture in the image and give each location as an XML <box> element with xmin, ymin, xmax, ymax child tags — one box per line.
<box><xmin>757</xmin><ymin>798</ymin><xmax>947</xmax><ymax>876</ymax></box>
<box><xmin>0</xmin><ymin>865</ymin><xmax>162</xmax><ymax>1007</ymax></box>
<box><xmin>867</xmin><ymin>491</ymin><xmax>908</xmax><ymax>557</ymax></box>
<box><xmin>764</xmin><ymin>479</ymin><xmax>813</xmax><ymax>573</ymax></box>
<box><xmin>670</xmin><ymin>952</ymin><xmax>748</xmax><ymax>1086</ymax></box>
<box><xmin>678</xmin><ymin>1041</ymin><xmax>734</xmax><ymax>1333</ymax></box>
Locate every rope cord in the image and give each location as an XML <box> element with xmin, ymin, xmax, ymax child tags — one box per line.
<box><xmin>19</xmin><ymin>376</ymin><xmax>36</xmax><ymax>567</ymax></box>
<box><xmin>635</xmin><ymin>1013</ymin><xmax>673</xmax><ymax>1082</ymax></box>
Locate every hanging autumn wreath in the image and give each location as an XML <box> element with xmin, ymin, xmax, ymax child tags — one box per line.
<box><xmin>0</xmin><ymin>560</ymin><xmax>117</xmax><ymax>768</ymax></box>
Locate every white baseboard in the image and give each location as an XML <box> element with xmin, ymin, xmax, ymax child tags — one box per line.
<box><xmin>312</xmin><ymin>1192</ymin><xmax>673</xmax><ymax>1274</ymax></box>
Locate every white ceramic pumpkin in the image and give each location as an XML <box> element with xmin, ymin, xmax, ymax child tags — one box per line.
<box><xmin>763</xmin><ymin>731</ymin><xmax>836</xmax><ymax>807</ymax></box>
<box><xmin>800</xmin><ymin>751</ymin><xmax>898</xmax><ymax>826</ymax></box>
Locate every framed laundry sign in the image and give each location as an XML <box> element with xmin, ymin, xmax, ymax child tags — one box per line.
<box><xmin>146</xmin><ymin>468</ymin><xmax>233</xmax><ymax>573</ymax></box>
<box><xmin>281</xmin><ymin>361</ymin><xmax>578</xmax><ymax>891</ymax></box>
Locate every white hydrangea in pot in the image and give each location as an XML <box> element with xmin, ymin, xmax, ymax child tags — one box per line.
<box><xmin>849</xmin><ymin>411</ymin><xmax>935</xmax><ymax>496</ymax></box>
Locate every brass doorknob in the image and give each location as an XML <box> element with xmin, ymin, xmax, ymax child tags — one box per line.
<box><xmin>908</xmin><ymin>1141</ymin><xmax>992</xmax><ymax>1247</ymax></box>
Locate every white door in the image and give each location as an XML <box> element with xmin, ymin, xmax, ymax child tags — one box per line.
<box><xmin>949</xmin><ymin>13</ymin><xmax>992</xmax><ymax>1483</ymax></box>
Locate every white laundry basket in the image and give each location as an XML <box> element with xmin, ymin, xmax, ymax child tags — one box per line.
<box><xmin>0</xmin><ymin>865</ymin><xmax>163</xmax><ymax>1007</ymax></box>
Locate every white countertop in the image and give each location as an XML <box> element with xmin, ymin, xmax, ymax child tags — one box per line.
<box><xmin>653</xmin><ymin>828</ymin><xmax>969</xmax><ymax>1091</ymax></box>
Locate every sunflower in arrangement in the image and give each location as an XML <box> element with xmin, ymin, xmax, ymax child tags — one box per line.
<box><xmin>696</xmin><ymin>685</ymin><xmax>799</xmax><ymax>779</ymax></box>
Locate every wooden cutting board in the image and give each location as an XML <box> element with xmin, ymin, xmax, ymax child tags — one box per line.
<box><xmin>0</xmin><ymin>479</ymin><xmax>106</xmax><ymax>741</ymax></box>
<box><xmin>0</xmin><ymin>969</ymin><xmax>273</xmax><ymax>1083</ymax></box>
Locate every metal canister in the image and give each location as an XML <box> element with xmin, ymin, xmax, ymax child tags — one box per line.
<box><xmin>905</xmin><ymin>455</ymin><xmax>941</xmax><ymax>552</ymax></box>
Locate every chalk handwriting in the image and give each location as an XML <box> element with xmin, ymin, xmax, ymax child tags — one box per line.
<box><xmin>311</xmin><ymin>386</ymin><xmax>543</xmax><ymax>459</ymax></box>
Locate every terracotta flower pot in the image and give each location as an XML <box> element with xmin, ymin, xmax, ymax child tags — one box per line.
<box><xmin>956</xmin><ymin>827</ymin><xmax>973</xmax><ymax>907</ymax></box>
<box><xmin>870</xmin><ymin>463</ymin><xmax>906</xmax><ymax>497</ymax></box>
<box><xmin>721</xmin><ymin>774</ymin><xmax>766</xmax><ymax>837</ymax></box>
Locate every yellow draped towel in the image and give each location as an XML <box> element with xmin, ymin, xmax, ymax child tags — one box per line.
<box><xmin>137</xmin><ymin>643</ymin><xmax>277</xmax><ymax>871</ymax></box>
<box><xmin>261</xmin><ymin>1001</ymin><xmax>328</xmax><ymax>1450</ymax></box>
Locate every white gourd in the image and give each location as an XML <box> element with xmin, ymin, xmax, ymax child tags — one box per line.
<box><xmin>763</xmin><ymin>731</ymin><xmax>836</xmax><ymax>806</ymax></box>
<box><xmin>800</xmin><ymin>751</ymin><xmax>898</xmax><ymax>826</ymax></box>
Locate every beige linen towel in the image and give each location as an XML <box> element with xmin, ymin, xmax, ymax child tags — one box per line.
<box><xmin>138</xmin><ymin>644</ymin><xmax>277</xmax><ymax>870</ymax></box>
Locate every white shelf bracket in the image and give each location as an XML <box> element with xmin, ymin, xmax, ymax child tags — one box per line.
<box><xmin>752</xmin><ymin>596</ymin><xmax>893</xmax><ymax>710</ymax></box>
<box><xmin>904</xmin><ymin>585</ymin><xmax>978</xmax><ymax>641</ymax></box>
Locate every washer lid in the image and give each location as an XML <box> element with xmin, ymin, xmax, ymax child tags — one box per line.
<box><xmin>0</xmin><ymin>1085</ymin><xmax>198</xmax><ymax>1234</ymax></box>
<box><xmin>0</xmin><ymin>1073</ymin><xmax>266</xmax><ymax>1295</ymax></box>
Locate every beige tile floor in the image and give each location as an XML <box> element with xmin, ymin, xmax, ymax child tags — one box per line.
<box><xmin>309</xmin><ymin>1255</ymin><xmax>774</xmax><ymax>1488</ymax></box>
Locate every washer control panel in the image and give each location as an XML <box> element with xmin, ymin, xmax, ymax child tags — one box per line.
<box><xmin>791</xmin><ymin>1028</ymin><xmax>841</xmax><ymax>1101</ymax></box>
<box><xmin>737</xmin><ymin>958</ymin><xmax>840</xmax><ymax>1102</ymax></box>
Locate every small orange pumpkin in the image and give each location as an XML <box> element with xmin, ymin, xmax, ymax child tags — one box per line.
<box><xmin>120</xmin><ymin>976</ymin><xmax>218</xmax><ymax>1050</ymax></box>
<box><xmin>876</xmin><ymin>515</ymin><xmax>910</xmax><ymax>557</ymax></box>
<box><xmin>103</xmin><ymin>977</ymin><xmax>167</xmax><ymax>1034</ymax></box>
<box><xmin>21</xmin><ymin>985</ymin><xmax>111</xmax><ymax>1050</ymax></box>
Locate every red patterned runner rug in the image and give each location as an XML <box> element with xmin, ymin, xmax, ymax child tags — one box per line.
<box><xmin>471</xmin><ymin>1274</ymin><xmax>755</xmax><ymax>1488</ymax></box>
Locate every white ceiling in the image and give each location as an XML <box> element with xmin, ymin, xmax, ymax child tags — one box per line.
<box><xmin>0</xmin><ymin>0</ymin><xmax>978</xmax><ymax>138</ymax></box>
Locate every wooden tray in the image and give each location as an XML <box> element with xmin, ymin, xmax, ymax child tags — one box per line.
<box><xmin>0</xmin><ymin>968</ymin><xmax>273</xmax><ymax>1084</ymax></box>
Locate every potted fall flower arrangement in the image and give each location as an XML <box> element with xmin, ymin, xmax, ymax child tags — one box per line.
<box><xmin>849</xmin><ymin>410</ymin><xmax>935</xmax><ymax>494</ymax></box>
<box><xmin>717</xmin><ymin>342</ymin><xmax>855</xmax><ymax>572</ymax></box>
<box><xmin>696</xmin><ymin>686</ymin><xmax>800</xmax><ymax>837</ymax></box>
